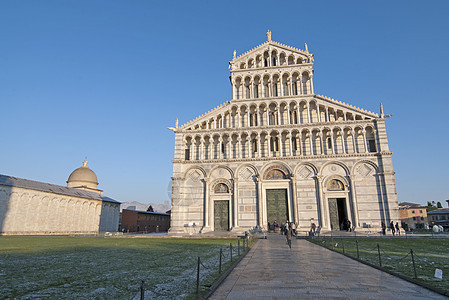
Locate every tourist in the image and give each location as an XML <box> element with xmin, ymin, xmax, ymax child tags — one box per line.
<box><xmin>291</xmin><ymin>222</ymin><xmax>296</xmax><ymax>236</ymax></box>
<box><xmin>286</xmin><ymin>223</ymin><xmax>293</xmax><ymax>249</ymax></box>
<box><xmin>267</xmin><ymin>222</ymin><xmax>271</xmax><ymax>232</ymax></box>
<box><xmin>390</xmin><ymin>221</ymin><xmax>395</xmax><ymax>235</ymax></box>
<box><xmin>381</xmin><ymin>222</ymin><xmax>386</xmax><ymax>235</ymax></box>
<box><xmin>395</xmin><ymin>222</ymin><xmax>400</xmax><ymax>236</ymax></box>
<box><xmin>311</xmin><ymin>223</ymin><xmax>316</xmax><ymax>235</ymax></box>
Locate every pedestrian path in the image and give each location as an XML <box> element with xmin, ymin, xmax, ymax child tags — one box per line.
<box><xmin>209</xmin><ymin>233</ymin><xmax>446</xmax><ymax>299</ymax></box>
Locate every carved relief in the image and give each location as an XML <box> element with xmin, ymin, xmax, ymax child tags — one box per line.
<box><xmin>356</xmin><ymin>163</ymin><xmax>373</xmax><ymax>177</ymax></box>
<box><xmin>239</xmin><ymin>167</ymin><xmax>254</xmax><ymax>181</ymax></box>
<box><xmin>187</xmin><ymin>170</ymin><xmax>202</xmax><ymax>182</ymax></box>
<box><xmin>298</xmin><ymin>166</ymin><xmax>312</xmax><ymax>179</ymax></box>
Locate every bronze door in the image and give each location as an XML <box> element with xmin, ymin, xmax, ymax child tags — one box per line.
<box><xmin>214</xmin><ymin>200</ymin><xmax>229</xmax><ymax>231</ymax></box>
<box><xmin>266</xmin><ymin>189</ymin><xmax>288</xmax><ymax>225</ymax></box>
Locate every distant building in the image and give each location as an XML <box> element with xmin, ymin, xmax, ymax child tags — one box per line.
<box><xmin>427</xmin><ymin>208</ymin><xmax>449</xmax><ymax>230</ymax></box>
<box><xmin>121</xmin><ymin>209</ymin><xmax>170</xmax><ymax>233</ymax></box>
<box><xmin>398</xmin><ymin>202</ymin><xmax>427</xmax><ymax>230</ymax></box>
<box><xmin>0</xmin><ymin>160</ymin><xmax>120</xmax><ymax>235</ymax></box>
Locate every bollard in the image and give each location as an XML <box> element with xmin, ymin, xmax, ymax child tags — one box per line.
<box><xmin>377</xmin><ymin>243</ymin><xmax>382</xmax><ymax>267</ymax></box>
<box><xmin>140</xmin><ymin>280</ymin><xmax>145</xmax><ymax>300</ymax></box>
<box><xmin>230</xmin><ymin>243</ymin><xmax>233</xmax><ymax>262</ymax></box>
<box><xmin>196</xmin><ymin>257</ymin><xmax>200</xmax><ymax>294</ymax></box>
<box><xmin>410</xmin><ymin>249</ymin><xmax>417</xmax><ymax>279</ymax></box>
<box><xmin>356</xmin><ymin>240</ymin><xmax>359</xmax><ymax>259</ymax></box>
<box><xmin>342</xmin><ymin>242</ymin><xmax>345</xmax><ymax>254</ymax></box>
<box><xmin>219</xmin><ymin>248</ymin><xmax>222</xmax><ymax>274</ymax></box>
<box><xmin>238</xmin><ymin>240</ymin><xmax>240</xmax><ymax>256</ymax></box>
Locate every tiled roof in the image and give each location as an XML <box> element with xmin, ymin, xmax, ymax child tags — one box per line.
<box><xmin>0</xmin><ymin>174</ymin><xmax>120</xmax><ymax>204</ymax></box>
<box><xmin>122</xmin><ymin>209</ymin><xmax>170</xmax><ymax>216</ymax></box>
<box><xmin>427</xmin><ymin>208</ymin><xmax>449</xmax><ymax>214</ymax></box>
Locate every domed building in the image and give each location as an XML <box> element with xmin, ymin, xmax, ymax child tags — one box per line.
<box><xmin>0</xmin><ymin>160</ymin><xmax>120</xmax><ymax>235</ymax></box>
<box><xmin>67</xmin><ymin>160</ymin><xmax>102</xmax><ymax>193</ymax></box>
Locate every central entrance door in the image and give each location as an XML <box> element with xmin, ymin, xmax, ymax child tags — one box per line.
<box><xmin>214</xmin><ymin>200</ymin><xmax>229</xmax><ymax>231</ymax></box>
<box><xmin>266</xmin><ymin>189</ymin><xmax>288</xmax><ymax>225</ymax></box>
<box><xmin>328</xmin><ymin>198</ymin><xmax>347</xmax><ymax>230</ymax></box>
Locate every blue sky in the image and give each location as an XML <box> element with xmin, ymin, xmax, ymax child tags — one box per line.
<box><xmin>1</xmin><ymin>1</ymin><xmax>448</xmax><ymax>206</ymax></box>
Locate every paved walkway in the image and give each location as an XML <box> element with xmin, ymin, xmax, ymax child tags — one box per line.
<box><xmin>210</xmin><ymin>234</ymin><xmax>447</xmax><ymax>299</ymax></box>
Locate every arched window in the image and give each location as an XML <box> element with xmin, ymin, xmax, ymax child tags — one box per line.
<box><xmin>283</xmin><ymin>81</ymin><xmax>289</xmax><ymax>96</ymax></box>
<box><xmin>273</xmin><ymin>82</ymin><xmax>278</xmax><ymax>97</ymax></box>
<box><xmin>270</xmin><ymin>137</ymin><xmax>279</xmax><ymax>152</ymax></box>
<box><xmin>185</xmin><ymin>147</ymin><xmax>190</xmax><ymax>160</ymax></box>
<box><xmin>302</xmin><ymin>73</ymin><xmax>309</xmax><ymax>94</ymax></box>
<box><xmin>254</xmin><ymin>81</ymin><xmax>259</xmax><ymax>98</ymax></box>
<box><xmin>292</xmin><ymin>137</ymin><xmax>297</xmax><ymax>151</ymax></box>
<box><xmin>252</xmin><ymin>139</ymin><xmax>258</xmax><ymax>152</ymax></box>
<box><xmin>245</xmin><ymin>85</ymin><xmax>250</xmax><ymax>98</ymax></box>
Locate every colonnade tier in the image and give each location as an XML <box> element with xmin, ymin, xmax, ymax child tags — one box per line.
<box><xmin>187</xmin><ymin>99</ymin><xmax>373</xmax><ymax>132</ymax></box>
<box><xmin>183</xmin><ymin>125</ymin><xmax>378</xmax><ymax>161</ymax></box>
<box><xmin>234</xmin><ymin>48</ymin><xmax>311</xmax><ymax>70</ymax></box>
<box><xmin>233</xmin><ymin>71</ymin><xmax>313</xmax><ymax>100</ymax></box>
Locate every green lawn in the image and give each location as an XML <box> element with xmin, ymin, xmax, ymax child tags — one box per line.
<box><xmin>0</xmin><ymin>236</ymin><xmax>247</xmax><ymax>299</ymax></box>
<box><xmin>309</xmin><ymin>236</ymin><xmax>449</xmax><ymax>293</ymax></box>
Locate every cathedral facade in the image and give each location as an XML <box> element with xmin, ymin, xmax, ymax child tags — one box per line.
<box><xmin>169</xmin><ymin>32</ymin><xmax>399</xmax><ymax>234</ymax></box>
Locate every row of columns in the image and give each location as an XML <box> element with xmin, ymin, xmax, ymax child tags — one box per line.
<box><xmin>234</xmin><ymin>74</ymin><xmax>313</xmax><ymax>100</ymax></box>
<box><xmin>186</xmin><ymin>128</ymin><xmax>376</xmax><ymax>161</ymax></box>
<box><xmin>206</xmin><ymin>102</ymin><xmax>361</xmax><ymax>130</ymax></box>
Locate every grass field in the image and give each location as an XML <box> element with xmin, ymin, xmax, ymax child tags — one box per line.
<box><xmin>0</xmin><ymin>236</ymin><xmax>246</xmax><ymax>299</ymax></box>
<box><xmin>309</xmin><ymin>236</ymin><xmax>449</xmax><ymax>293</ymax></box>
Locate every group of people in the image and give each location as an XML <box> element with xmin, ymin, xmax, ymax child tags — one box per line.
<box><xmin>267</xmin><ymin>220</ymin><xmax>296</xmax><ymax>248</ymax></box>
<box><xmin>381</xmin><ymin>221</ymin><xmax>401</xmax><ymax>235</ymax></box>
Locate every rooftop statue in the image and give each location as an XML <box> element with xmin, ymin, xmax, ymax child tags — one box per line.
<box><xmin>266</xmin><ymin>29</ymin><xmax>272</xmax><ymax>42</ymax></box>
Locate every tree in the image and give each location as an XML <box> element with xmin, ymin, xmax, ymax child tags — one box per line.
<box><xmin>437</xmin><ymin>202</ymin><xmax>443</xmax><ymax>208</ymax></box>
<box><xmin>426</xmin><ymin>202</ymin><xmax>437</xmax><ymax>212</ymax></box>
<box><xmin>147</xmin><ymin>205</ymin><xmax>154</xmax><ymax>212</ymax></box>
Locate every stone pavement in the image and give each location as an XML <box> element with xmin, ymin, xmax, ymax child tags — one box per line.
<box><xmin>209</xmin><ymin>233</ymin><xmax>447</xmax><ymax>299</ymax></box>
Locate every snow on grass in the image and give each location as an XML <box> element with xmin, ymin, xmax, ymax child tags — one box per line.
<box><xmin>311</xmin><ymin>237</ymin><xmax>449</xmax><ymax>292</ymax></box>
<box><xmin>0</xmin><ymin>236</ymin><xmax>242</xmax><ymax>299</ymax></box>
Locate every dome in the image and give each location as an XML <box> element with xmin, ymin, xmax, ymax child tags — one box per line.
<box><xmin>67</xmin><ymin>160</ymin><xmax>99</xmax><ymax>189</ymax></box>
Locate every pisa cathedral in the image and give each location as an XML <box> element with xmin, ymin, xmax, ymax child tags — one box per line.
<box><xmin>169</xmin><ymin>31</ymin><xmax>399</xmax><ymax>234</ymax></box>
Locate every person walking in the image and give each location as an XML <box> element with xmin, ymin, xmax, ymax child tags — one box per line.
<box><xmin>381</xmin><ymin>222</ymin><xmax>386</xmax><ymax>235</ymax></box>
<box><xmin>291</xmin><ymin>222</ymin><xmax>297</xmax><ymax>237</ymax></box>
<box><xmin>390</xmin><ymin>221</ymin><xmax>395</xmax><ymax>235</ymax></box>
<box><xmin>395</xmin><ymin>222</ymin><xmax>400</xmax><ymax>236</ymax></box>
<box><xmin>286</xmin><ymin>223</ymin><xmax>293</xmax><ymax>249</ymax></box>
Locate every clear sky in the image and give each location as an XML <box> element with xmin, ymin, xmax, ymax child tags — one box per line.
<box><xmin>1</xmin><ymin>1</ymin><xmax>448</xmax><ymax>206</ymax></box>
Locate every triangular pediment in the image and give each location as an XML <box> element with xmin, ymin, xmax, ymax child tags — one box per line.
<box><xmin>231</xmin><ymin>40</ymin><xmax>314</xmax><ymax>66</ymax></box>
<box><xmin>177</xmin><ymin>94</ymin><xmax>379</xmax><ymax>132</ymax></box>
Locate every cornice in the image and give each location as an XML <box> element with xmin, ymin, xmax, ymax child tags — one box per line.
<box><xmin>172</xmin><ymin>152</ymin><xmax>392</xmax><ymax>164</ymax></box>
<box><xmin>231</xmin><ymin>63</ymin><xmax>313</xmax><ymax>74</ymax></box>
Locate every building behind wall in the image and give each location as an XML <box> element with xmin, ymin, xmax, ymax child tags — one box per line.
<box><xmin>169</xmin><ymin>31</ymin><xmax>399</xmax><ymax>234</ymax></box>
<box><xmin>121</xmin><ymin>209</ymin><xmax>170</xmax><ymax>233</ymax></box>
<box><xmin>398</xmin><ymin>202</ymin><xmax>427</xmax><ymax>231</ymax></box>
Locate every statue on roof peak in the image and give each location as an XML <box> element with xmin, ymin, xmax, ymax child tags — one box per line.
<box><xmin>233</xmin><ymin>49</ymin><xmax>236</xmax><ymax>59</ymax></box>
<box><xmin>304</xmin><ymin>43</ymin><xmax>309</xmax><ymax>53</ymax></box>
<box><xmin>266</xmin><ymin>29</ymin><xmax>272</xmax><ymax>42</ymax></box>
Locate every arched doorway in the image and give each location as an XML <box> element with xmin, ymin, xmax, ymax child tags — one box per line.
<box><xmin>262</xmin><ymin>166</ymin><xmax>292</xmax><ymax>228</ymax></box>
<box><xmin>212</xmin><ymin>181</ymin><xmax>231</xmax><ymax>231</ymax></box>
<box><xmin>326</xmin><ymin>179</ymin><xmax>350</xmax><ymax>230</ymax></box>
